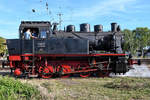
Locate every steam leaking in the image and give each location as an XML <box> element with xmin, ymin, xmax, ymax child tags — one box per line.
<box><xmin>110</xmin><ymin>64</ymin><xmax>150</xmax><ymax>77</ymax></box>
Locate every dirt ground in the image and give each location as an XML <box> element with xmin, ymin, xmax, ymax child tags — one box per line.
<box><xmin>15</xmin><ymin>76</ymin><xmax>150</xmax><ymax>100</ymax></box>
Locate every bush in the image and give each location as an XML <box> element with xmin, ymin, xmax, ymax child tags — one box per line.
<box><xmin>0</xmin><ymin>76</ymin><xmax>41</xmax><ymax>100</ymax></box>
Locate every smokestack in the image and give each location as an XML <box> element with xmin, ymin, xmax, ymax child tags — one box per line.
<box><xmin>80</xmin><ymin>23</ymin><xmax>90</xmax><ymax>32</ymax></box>
<box><xmin>94</xmin><ymin>25</ymin><xmax>103</xmax><ymax>32</ymax></box>
<box><xmin>66</xmin><ymin>25</ymin><xmax>75</xmax><ymax>32</ymax></box>
<box><xmin>111</xmin><ymin>23</ymin><xmax>117</xmax><ymax>32</ymax></box>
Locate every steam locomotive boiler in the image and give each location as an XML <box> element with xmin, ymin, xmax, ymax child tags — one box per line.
<box><xmin>6</xmin><ymin>21</ymin><xmax>133</xmax><ymax>78</ymax></box>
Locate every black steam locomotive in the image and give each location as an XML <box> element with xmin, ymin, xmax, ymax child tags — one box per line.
<box><xmin>6</xmin><ymin>21</ymin><xmax>133</xmax><ymax>78</ymax></box>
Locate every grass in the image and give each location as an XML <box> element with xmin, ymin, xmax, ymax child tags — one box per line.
<box><xmin>0</xmin><ymin>76</ymin><xmax>42</xmax><ymax>100</ymax></box>
<box><xmin>1</xmin><ymin>75</ymin><xmax>150</xmax><ymax>100</ymax></box>
<box><xmin>39</xmin><ymin>77</ymin><xmax>150</xmax><ymax>100</ymax></box>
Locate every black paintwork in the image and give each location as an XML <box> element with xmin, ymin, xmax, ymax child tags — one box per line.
<box><xmin>7</xmin><ymin>21</ymin><xmax>124</xmax><ymax>55</ymax></box>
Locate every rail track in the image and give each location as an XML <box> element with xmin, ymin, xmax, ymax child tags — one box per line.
<box><xmin>133</xmin><ymin>58</ymin><xmax>150</xmax><ymax>64</ymax></box>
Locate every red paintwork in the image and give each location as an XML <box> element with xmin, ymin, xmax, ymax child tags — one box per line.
<box><xmin>8</xmin><ymin>53</ymin><xmax>126</xmax><ymax>62</ymax></box>
<box><xmin>24</xmin><ymin>56</ymin><xmax>29</xmax><ymax>60</ymax></box>
<box><xmin>14</xmin><ymin>68</ymin><xmax>22</xmax><ymax>76</ymax></box>
<box><xmin>78</xmin><ymin>64</ymin><xmax>91</xmax><ymax>78</ymax></box>
<box><xmin>9</xmin><ymin>56</ymin><xmax>21</xmax><ymax>61</ymax></box>
<box><xmin>56</xmin><ymin>65</ymin><xmax>72</xmax><ymax>78</ymax></box>
<box><xmin>64</xmin><ymin>69</ymin><xmax>98</xmax><ymax>74</ymax></box>
<box><xmin>9</xmin><ymin>53</ymin><xmax>126</xmax><ymax>58</ymax></box>
<box><xmin>39</xmin><ymin>65</ymin><xmax>54</xmax><ymax>78</ymax></box>
<box><xmin>8</xmin><ymin>53</ymin><xmax>127</xmax><ymax>78</ymax></box>
<box><xmin>22</xmin><ymin>54</ymin><xmax>126</xmax><ymax>57</ymax></box>
<box><xmin>128</xmin><ymin>59</ymin><xmax>138</xmax><ymax>65</ymax></box>
<box><xmin>133</xmin><ymin>60</ymin><xmax>139</xmax><ymax>64</ymax></box>
<box><xmin>10</xmin><ymin>61</ymin><xmax>13</xmax><ymax>68</ymax></box>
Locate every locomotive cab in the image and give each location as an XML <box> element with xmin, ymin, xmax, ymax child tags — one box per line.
<box><xmin>19</xmin><ymin>21</ymin><xmax>51</xmax><ymax>39</ymax></box>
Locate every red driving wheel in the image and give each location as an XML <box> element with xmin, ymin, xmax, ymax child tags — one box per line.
<box><xmin>56</xmin><ymin>65</ymin><xmax>72</xmax><ymax>78</ymax></box>
<box><xmin>79</xmin><ymin>64</ymin><xmax>91</xmax><ymax>78</ymax></box>
<box><xmin>39</xmin><ymin>65</ymin><xmax>54</xmax><ymax>78</ymax></box>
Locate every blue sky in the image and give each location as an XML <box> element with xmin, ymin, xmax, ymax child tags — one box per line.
<box><xmin>0</xmin><ymin>0</ymin><xmax>150</xmax><ymax>39</ymax></box>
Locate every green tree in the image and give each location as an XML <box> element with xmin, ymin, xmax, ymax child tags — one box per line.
<box><xmin>123</xmin><ymin>27</ymin><xmax>150</xmax><ymax>56</ymax></box>
<box><xmin>134</xmin><ymin>27</ymin><xmax>150</xmax><ymax>47</ymax></box>
<box><xmin>123</xmin><ymin>29</ymin><xmax>138</xmax><ymax>55</ymax></box>
<box><xmin>134</xmin><ymin>27</ymin><xmax>150</xmax><ymax>56</ymax></box>
<box><xmin>0</xmin><ymin>37</ymin><xmax>6</xmax><ymax>55</ymax></box>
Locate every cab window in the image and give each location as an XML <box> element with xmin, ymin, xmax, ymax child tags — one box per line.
<box><xmin>40</xmin><ymin>30</ymin><xmax>47</xmax><ymax>38</ymax></box>
<box><xmin>22</xmin><ymin>28</ymin><xmax>39</xmax><ymax>39</ymax></box>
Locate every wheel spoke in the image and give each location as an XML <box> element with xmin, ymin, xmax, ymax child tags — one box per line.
<box><xmin>39</xmin><ymin>66</ymin><xmax>54</xmax><ymax>78</ymax></box>
<box><xmin>56</xmin><ymin>65</ymin><xmax>72</xmax><ymax>78</ymax></box>
<box><xmin>79</xmin><ymin>64</ymin><xmax>91</xmax><ymax>78</ymax></box>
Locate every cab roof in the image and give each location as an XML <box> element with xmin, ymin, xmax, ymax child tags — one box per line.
<box><xmin>20</xmin><ymin>21</ymin><xmax>51</xmax><ymax>27</ymax></box>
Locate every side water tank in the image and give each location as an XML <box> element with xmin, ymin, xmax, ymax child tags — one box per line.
<box><xmin>111</xmin><ymin>23</ymin><xmax>117</xmax><ymax>32</ymax></box>
<box><xmin>80</xmin><ymin>23</ymin><xmax>90</xmax><ymax>32</ymax></box>
<box><xmin>94</xmin><ymin>25</ymin><xmax>103</xmax><ymax>32</ymax></box>
<box><xmin>66</xmin><ymin>25</ymin><xmax>75</xmax><ymax>32</ymax></box>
